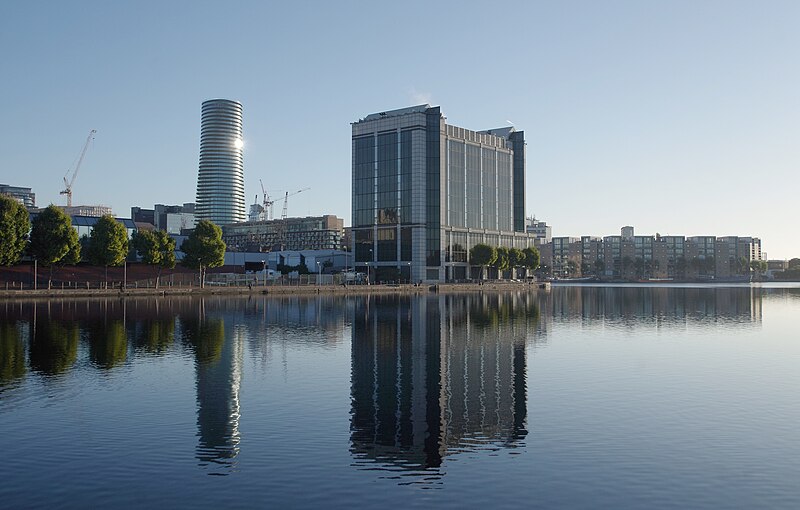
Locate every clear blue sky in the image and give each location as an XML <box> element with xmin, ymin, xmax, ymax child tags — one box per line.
<box><xmin>1</xmin><ymin>1</ymin><xmax>797</xmax><ymax>258</ymax></box>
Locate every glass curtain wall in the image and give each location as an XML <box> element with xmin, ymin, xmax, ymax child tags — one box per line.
<box><xmin>482</xmin><ymin>148</ymin><xmax>497</xmax><ymax>231</ymax></box>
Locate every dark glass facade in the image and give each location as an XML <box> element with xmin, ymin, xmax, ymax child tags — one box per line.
<box><xmin>353</xmin><ymin>127</ymin><xmax>416</xmax><ymax>265</ymax></box>
<box><xmin>352</xmin><ymin>135</ymin><xmax>375</xmax><ymax>229</ymax></box>
<box><xmin>352</xmin><ymin>105</ymin><xmax>533</xmax><ymax>282</ymax></box>
<box><xmin>425</xmin><ymin>108</ymin><xmax>441</xmax><ymax>268</ymax></box>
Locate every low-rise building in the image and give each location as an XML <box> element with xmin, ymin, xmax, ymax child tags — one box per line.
<box><xmin>223</xmin><ymin>215</ymin><xmax>345</xmax><ymax>252</ymax></box>
<box><xmin>526</xmin><ymin>217</ymin><xmax>552</xmax><ymax>244</ymax></box>
<box><xmin>0</xmin><ymin>184</ymin><xmax>35</xmax><ymax>208</ymax></box>
<box><xmin>537</xmin><ymin>227</ymin><xmax>762</xmax><ymax>281</ymax></box>
<box><xmin>155</xmin><ymin>203</ymin><xmax>196</xmax><ymax>234</ymax></box>
<box><xmin>60</xmin><ymin>205</ymin><xmax>113</xmax><ymax>217</ymax></box>
<box><xmin>552</xmin><ymin>237</ymin><xmax>581</xmax><ymax>276</ymax></box>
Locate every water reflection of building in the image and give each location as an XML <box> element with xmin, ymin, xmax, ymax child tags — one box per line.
<box><xmin>535</xmin><ymin>286</ymin><xmax>763</xmax><ymax>335</ymax></box>
<box><xmin>179</xmin><ymin>304</ymin><xmax>243</xmax><ymax>473</ymax></box>
<box><xmin>350</xmin><ymin>294</ymin><xmax>534</xmax><ymax>476</ymax></box>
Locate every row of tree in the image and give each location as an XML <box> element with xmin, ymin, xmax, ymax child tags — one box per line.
<box><xmin>468</xmin><ymin>244</ymin><xmax>541</xmax><ymax>279</ymax></box>
<box><xmin>0</xmin><ymin>197</ymin><xmax>226</xmax><ymax>288</ymax></box>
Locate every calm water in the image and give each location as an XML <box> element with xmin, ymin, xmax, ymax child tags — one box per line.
<box><xmin>1</xmin><ymin>285</ymin><xmax>799</xmax><ymax>509</ymax></box>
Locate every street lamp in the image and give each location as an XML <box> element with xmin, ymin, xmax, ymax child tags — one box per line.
<box><xmin>368</xmin><ymin>248</ymin><xmax>373</xmax><ymax>285</ymax></box>
<box><xmin>261</xmin><ymin>260</ymin><xmax>266</xmax><ymax>286</ymax></box>
<box><xmin>316</xmin><ymin>261</ymin><xmax>322</xmax><ymax>285</ymax></box>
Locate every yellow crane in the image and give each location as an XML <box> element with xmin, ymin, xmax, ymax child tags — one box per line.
<box><xmin>60</xmin><ymin>129</ymin><xmax>97</xmax><ymax>207</ymax></box>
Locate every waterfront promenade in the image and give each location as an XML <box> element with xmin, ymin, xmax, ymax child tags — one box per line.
<box><xmin>0</xmin><ymin>280</ymin><xmax>548</xmax><ymax>299</ymax></box>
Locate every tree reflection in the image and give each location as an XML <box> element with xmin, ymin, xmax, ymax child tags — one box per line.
<box><xmin>181</xmin><ymin>318</ymin><xmax>225</xmax><ymax>365</ymax></box>
<box><xmin>87</xmin><ymin>320</ymin><xmax>128</xmax><ymax>369</ymax></box>
<box><xmin>134</xmin><ymin>319</ymin><xmax>176</xmax><ymax>354</ymax></box>
<box><xmin>29</xmin><ymin>319</ymin><xmax>79</xmax><ymax>376</ymax></box>
<box><xmin>0</xmin><ymin>323</ymin><xmax>26</xmax><ymax>387</ymax></box>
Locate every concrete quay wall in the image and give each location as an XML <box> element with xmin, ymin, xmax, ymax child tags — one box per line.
<box><xmin>0</xmin><ymin>281</ymin><xmax>549</xmax><ymax>300</ymax></box>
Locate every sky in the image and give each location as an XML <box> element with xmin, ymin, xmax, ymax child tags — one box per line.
<box><xmin>1</xmin><ymin>0</ymin><xmax>798</xmax><ymax>258</ymax></box>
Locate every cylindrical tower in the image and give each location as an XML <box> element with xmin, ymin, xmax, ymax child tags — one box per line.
<box><xmin>196</xmin><ymin>99</ymin><xmax>245</xmax><ymax>225</ymax></box>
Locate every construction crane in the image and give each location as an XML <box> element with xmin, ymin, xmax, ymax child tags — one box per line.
<box><xmin>260</xmin><ymin>179</ymin><xmax>274</xmax><ymax>220</ymax></box>
<box><xmin>278</xmin><ymin>187</ymin><xmax>310</xmax><ymax>220</ymax></box>
<box><xmin>60</xmin><ymin>129</ymin><xmax>97</xmax><ymax>207</ymax></box>
<box><xmin>273</xmin><ymin>187</ymin><xmax>311</xmax><ymax>251</ymax></box>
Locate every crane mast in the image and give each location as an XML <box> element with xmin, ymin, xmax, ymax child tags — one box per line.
<box><xmin>273</xmin><ymin>187</ymin><xmax>311</xmax><ymax>250</ymax></box>
<box><xmin>260</xmin><ymin>179</ymin><xmax>274</xmax><ymax>220</ymax></box>
<box><xmin>60</xmin><ymin>129</ymin><xmax>97</xmax><ymax>207</ymax></box>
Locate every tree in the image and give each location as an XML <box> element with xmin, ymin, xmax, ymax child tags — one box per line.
<box><xmin>493</xmin><ymin>246</ymin><xmax>510</xmax><ymax>278</ymax></box>
<box><xmin>689</xmin><ymin>256</ymin><xmax>702</xmax><ymax>274</ymax></box>
<box><xmin>522</xmin><ymin>246</ymin><xmax>541</xmax><ymax>276</ymax></box>
<box><xmin>622</xmin><ymin>256</ymin><xmax>634</xmax><ymax>278</ymax></box>
<box><xmin>732</xmin><ymin>256</ymin><xmax>748</xmax><ymax>276</ymax></box>
<box><xmin>594</xmin><ymin>258</ymin><xmax>605</xmax><ymax>276</ymax></box>
<box><xmin>0</xmin><ymin>195</ymin><xmax>30</xmax><ymax>266</ymax></box>
<box><xmin>87</xmin><ymin>215</ymin><xmax>128</xmax><ymax>267</ymax></box>
<box><xmin>28</xmin><ymin>205</ymin><xmax>80</xmax><ymax>287</ymax></box>
<box><xmin>509</xmin><ymin>248</ymin><xmax>525</xmax><ymax>278</ymax></box>
<box><xmin>750</xmin><ymin>259</ymin><xmax>767</xmax><ymax>278</ymax></box>
<box><xmin>634</xmin><ymin>257</ymin><xmax>645</xmax><ymax>279</ymax></box>
<box><xmin>788</xmin><ymin>258</ymin><xmax>800</xmax><ymax>270</ymax></box>
<box><xmin>699</xmin><ymin>256</ymin><xmax>714</xmax><ymax>276</ymax></box>
<box><xmin>132</xmin><ymin>230</ymin><xmax>176</xmax><ymax>288</ymax></box>
<box><xmin>181</xmin><ymin>220</ymin><xmax>226</xmax><ymax>288</ymax></box>
<box><xmin>566</xmin><ymin>259</ymin><xmax>579</xmax><ymax>277</ymax></box>
<box><xmin>675</xmin><ymin>257</ymin><xmax>687</xmax><ymax>279</ymax></box>
<box><xmin>470</xmin><ymin>243</ymin><xmax>497</xmax><ymax>280</ymax></box>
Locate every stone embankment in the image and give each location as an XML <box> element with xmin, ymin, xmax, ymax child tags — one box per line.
<box><xmin>0</xmin><ymin>281</ymin><xmax>550</xmax><ymax>299</ymax></box>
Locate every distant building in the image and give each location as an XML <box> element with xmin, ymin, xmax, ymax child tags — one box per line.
<box><xmin>28</xmin><ymin>211</ymin><xmax>136</xmax><ymax>239</ymax></box>
<box><xmin>0</xmin><ymin>184</ymin><xmax>35</xmax><ymax>208</ymax></box>
<box><xmin>155</xmin><ymin>203</ymin><xmax>196</xmax><ymax>234</ymax></box>
<box><xmin>351</xmin><ymin>105</ymin><xmax>536</xmax><ymax>283</ymax></box>
<box><xmin>552</xmin><ymin>237</ymin><xmax>581</xmax><ymax>276</ymax></box>
<box><xmin>60</xmin><ymin>205</ymin><xmax>113</xmax><ymax>217</ymax></box>
<box><xmin>537</xmin><ymin>228</ymin><xmax>762</xmax><ymax>280</ymax></box>
<box><xmin>526</xmin><ymin>217</ymin><xmax>552</xmax><ymax>244</ymax></box>
<box><xmin>652</xmin><ymin>236</ymin><xmax>685</xmax><ymax>279</ymax></box>
<box><xmin>196</xmin><ymin>99</ymin><xmax>245</xmax><ymax>225</ymax></box>
<box><xmin>222</xmin><ymin>215</ymin><xmax>345</xmax><ymax>252</ymax></box>
<box><xmin>130</xmin><ymin>204</ymin><xmax>196</xmax><ymax>234</ymax></box>
<box><xmin>131</xmin><ymin>207</ymin><xmax>155</xmax><ymax>225</ymax></box>
<box><xmin>581</xmin><ymin>236</ymin><xmax>603</xmax><ymax>272</ymax></box>
<box><xmin>222</xmin><ymin>249</ymin><xmax>353</xmax><ymax>274</ymax></box>
<box><xmin>621</xmin><ymin>225</ymin><xmax>635</xmax><ymax>241</ymax></box>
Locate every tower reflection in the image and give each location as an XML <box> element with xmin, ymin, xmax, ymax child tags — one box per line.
<box><xmin>180</xmin><ymin>300</ymin><xmax>243</xmax><ymax>474</ymax></box>
<box><xmin>350</xmin><ymin>293</ymin><xmax>536</xmax><ymax>480</ymax></box>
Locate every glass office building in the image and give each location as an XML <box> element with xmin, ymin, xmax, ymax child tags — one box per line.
<box><xmin>352</xmin><ymin>105</ymin><xmax>536</xmax><ymax>283</ymax></box>
<box><xmin>196</xmin><ymin>99</ymin><xmax>246</xmax><ymax>225</ymax></box>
